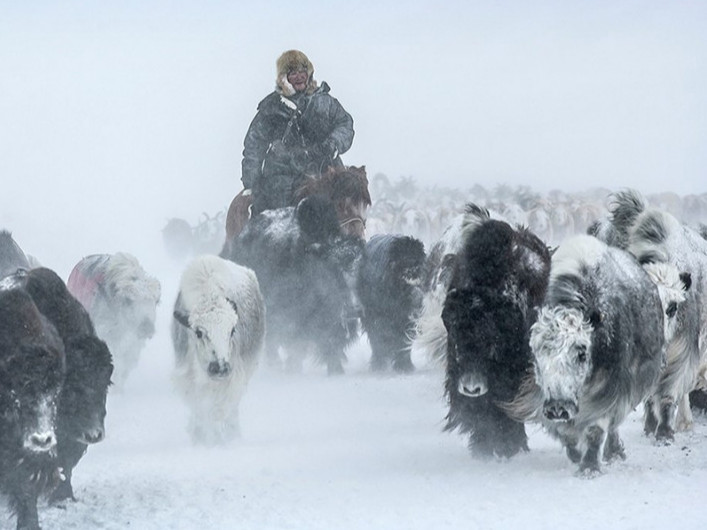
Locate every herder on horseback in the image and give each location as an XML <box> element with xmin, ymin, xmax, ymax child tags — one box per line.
<box><xmin>240</xmin><ymin>49</ymin><xmax>355</xmax><ymax>216</ymax></box>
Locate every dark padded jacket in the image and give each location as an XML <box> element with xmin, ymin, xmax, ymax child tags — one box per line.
<box><xmin>241</xmin><ymin>82</ymin><xmax>354</xmax><ymax>214</ymax></box>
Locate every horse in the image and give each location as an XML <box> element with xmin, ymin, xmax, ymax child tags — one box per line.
<box><xmin>224</xmin><ymin>165</ymin><xmax>371</xmax><ymax>246</ymax></box>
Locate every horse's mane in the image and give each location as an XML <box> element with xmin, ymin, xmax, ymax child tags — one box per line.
<box><xmin>294</xmin><ymin>165</ymin><xmax>371</xmax><ymax>206</ymax></box>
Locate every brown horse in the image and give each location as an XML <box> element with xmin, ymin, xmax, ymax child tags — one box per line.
<box><xmin>225</xmin><ymin>165</ymin><xmax>371</xmax><ymax>243</ymax></box>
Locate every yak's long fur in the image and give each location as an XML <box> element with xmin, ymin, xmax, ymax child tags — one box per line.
<box><xmin>356</xmin><ymin>234</ymin><xmax>426</xmax><ymax>373</ymax></box>
<box><xmin>67</xmin><ymin>252</ymin><xmax>160</xmax><ymax>390</ymax></box>
<box><xmin>505</xmin><ymin>235</ymin><xmax>665</xmax><ymax>474</ymax></box>
<box><xmin>441</xmin><ymin>206</ymin><xmax>551</xmax><ymax>459</ymax></box>
<box><xmin>172</xmin><ymin>255</ymin><xmax>265</xmax><ymax>445</ymax></box>
<box><xmin>0</xmin><ymin>286</ymin><xmax>65</xmax><ymax>530</ymax></box>
<box><xmin>606</xmin><ymin>190</ymin><xmax>706</xmax><ymax>439</ymax></box>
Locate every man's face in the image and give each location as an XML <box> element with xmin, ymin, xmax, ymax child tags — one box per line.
<box><xmin>287</xmin><ymin>69</ymin><xmax>308</xmax><ymax>92</ymax></box>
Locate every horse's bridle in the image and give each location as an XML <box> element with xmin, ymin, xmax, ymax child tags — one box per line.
<box><xmin>339</xmin><ymin>216</ymin><xmax>366</xmax><ymax>230</ymax></box>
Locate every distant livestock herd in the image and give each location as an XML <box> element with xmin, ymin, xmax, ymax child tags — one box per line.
<box><xmin>1</xmin><ymin>182</ymin><xmax>707</xmax><ymax>528</ymax></box>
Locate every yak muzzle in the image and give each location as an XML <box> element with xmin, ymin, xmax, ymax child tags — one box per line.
<box><xmin>457</xmin><ymin>373</ymin><xmax>488</xmax><ymax>398</ymax></box>
<box><xmin>543</xmin><ymin>400</ymin><xmax>578</xmax><ymax>422</ymax></box>
<box><xmin>25</xmin><ymin>431</ymin><xmax>57</xmax><ymax>453</ymax></box>
<box><xmin>137</xmin><ymin>319</ymin><xmax>156</xmax><ymax>339</ymax></box>
<box><xmin>207</xmin><ymin>360</ymin><xmax>232</xmax><ymax>378</ymax></box>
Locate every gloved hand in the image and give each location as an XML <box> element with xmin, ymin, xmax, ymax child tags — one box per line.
<box><xmin>310</xmin><ymin>139</ymin><xmax>337</xmax><ymax>160</ymax></box>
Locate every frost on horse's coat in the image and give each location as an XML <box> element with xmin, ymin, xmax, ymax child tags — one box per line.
<box><xmin>171</xmin><ymin>255</ymin><xmax>265</xmax><ymax>444</ymax></box>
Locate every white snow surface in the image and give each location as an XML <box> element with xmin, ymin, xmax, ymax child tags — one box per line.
<box><xmin>2</xmin><ymin>266</ymin><xmax>707</xmax><ymax>530</ymax></box>
<box><xmin>5</xmin><ymin>268</ymin><xmax>707</xmax><ymax>530</ymax></box>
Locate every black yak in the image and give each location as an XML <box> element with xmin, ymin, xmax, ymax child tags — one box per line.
<box><xmin>442</xmin><ymin>205</ymin><xmax>551</xmax><ymax>459</ymax></box>
<box><xmin>0</xmin><ymin>286</ymin><xmax>65</xmax><ymax>530</ymax></box>
<box><xmin>507</xmin><ymin>235</ymin><xmax>666</xmax><ymax>474</ymax></box>
<box><xmin>7</xmin><ymin>267</ymin><xmax>114</xmax><ymax>503</ymax></box>
<box><xmin>356</xmin><ymin>234</ymin><xmax>426</xmax><ymax>373</ymax></box>
<box><xmin>223</xmin><ymin>196</ymin><xmax>364</xmax><ymax>375</ymax></box>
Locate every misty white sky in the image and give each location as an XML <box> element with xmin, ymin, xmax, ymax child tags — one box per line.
<box><xmin>1</xmin><ymin>0</ymin><xmax>705</xmax><ymax>272</ymax></box>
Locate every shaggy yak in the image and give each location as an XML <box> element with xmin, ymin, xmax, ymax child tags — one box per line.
<box><xmin>596</xmin><ymin>189</ymin><xmax>704</xmax><ymax>440</ymax></box>
<box><xmin>506</xmin><ymin>235</ymin><xmax>666</xmax><ymax>475</ymax></box>
<box><xmin>0</xmin><ymin>230</ymin><xmax>30</xmax><ymax>279</ymax></box>
<box><xmin>441</xmin><ymin>206</ymin><xmax>551</xmax><ymax>459</ymax></box>
<box><xmin>0</xmin><ymin>286</ymin><xmax>65</xmax><ymax>530</ymax></box>
<box><xmin>5</xmin><ymin>267</ymin><xmax>114</xmax><ymax>504</ymax></box>
<box><xmin>356</xmin><ymin>234</ymin><xmax>426</xmax><ymax>373</ymax></box>
<box><xmin>172</xmin><ymin>255</ymin><xmax>265</xmax><ymax>444</ymax></box>
<box><xmin>67</xmin><ymin>252</ymin><xmax>160</xmax><ymax>389</ymax></box>
<box><xmin>223</xmin><ymin>196</ymin><xmax>364</xmax><ymax>375</ymax></box>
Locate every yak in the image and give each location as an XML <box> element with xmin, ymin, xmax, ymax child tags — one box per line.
<box><xmin>0</xmin><ymin>230</ymin><xmax>30</xmax><ymax>279</ymax></box>
<box><xmin>172</xmin><ymin>255</ymin><xmax>265</xmax><ymax>444</ymax></box>
<box><xmin>223</xmin><ymin>196</ymin><xmax>364</xmax><ymax>375</ymax></box>
<box><xmin>599</xmin><ymin>190</ymin><xmax>705</xmax><ymax>440</ymax></box>
<box><xmin>0</xmin><ymin>286</ymin><xmax>65</xmax><ymax>530</ymax></box>
<box><xmin>356</xmin><ymin>234</ymin><xmax>426</xmax><ymax>373</ymax></box>
<box><xmin>5</xmin><ymin>267</ymin><xmax>114</xmax><ymax>504</ymax></box>
<box><xmin>506</xmin><ymin>235</ymin><xmax>667</xmax><ymax>474</ymax></box>
<box><xmin>67</xmin><ymin>252</ymin><xmax>160</xmax><ymax>390</ymax></box>
<box><xmin>441</xmin><ymin>206</ymin><xmax>551</xmax><ymax>459</ymax></box>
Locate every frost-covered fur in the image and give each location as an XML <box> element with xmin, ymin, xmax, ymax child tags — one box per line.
<box><xmin>442</xmin><ymin>210</ymin><xmax>550</xmax><ymax>459</ymax></box>
<box><xmin>412</xmin><ymin>205</ymin><xmax>508</xmax><ymax>365</ymax></box>
<box><xmin>171</xmin><ymin>256</ymin><xmax>265</xmax><ymax>445</ymax></box>
<box><xmin>67</xmin><ymin>252</ymin><xmax>161</xmax><ymax>390</ymax></box>
<box><xmin>506</xmin><ymin>235</ymin><xmax>665</xmax><ymax>474</ymax></box>
<box><xmin>607</xmin><ymin>190</ymin><xmax>706</xmax><ymax>439</ymax></box>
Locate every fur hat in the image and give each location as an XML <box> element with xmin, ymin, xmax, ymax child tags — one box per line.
<box><xmin>276</xmin><ymin>50</ymin><xmax>318</xmax><ymax>96</ymax></box>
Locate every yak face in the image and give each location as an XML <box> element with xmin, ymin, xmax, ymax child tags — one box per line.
<box><xmin>60</xmin><ymin>336</ymin><xmax>113</xmax><ymax>444</ymax></box>
<box><xmin>530</xmin><ymin>306</ymin><xmax>597</xmax><ymax>422</ymax></box>
<box><xmin>115</xmin><ymin>294</ymin><xmax>158</xmax><ymax>341</ymax></box>
<box><xmin>174</xmin><ymin>298</ymin><xmax>239</xmax><ymax>379</ymax></box>
<box><xmin>443</xmin><ymin>288</ymin><xmax>526</xmax><ymax>400</ymax></box>
<box><xmin>389</xmin><ymin>238</ymin><xmax>426</xmax><ymax>289</ymax></box>
<box><xmin>1</xmin><ymin>346</ymin><xmax>63</xmax><ymax>454</ymax></box>
<box><xmin>642</xmin><ymin>263</ymin><xmax>692</xmax><ymax>344</ymax></box>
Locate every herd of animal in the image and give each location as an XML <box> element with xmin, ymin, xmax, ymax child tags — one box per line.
<box><xmin>1</xmin><ymin>176</ymin><xmax>706</xmax><ymax>528</ymax></box>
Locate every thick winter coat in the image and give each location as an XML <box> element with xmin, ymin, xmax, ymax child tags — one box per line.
<box><xmin>0</xmin><ymin>286</ymin><xmax>65</xmax><ymax>530</ymax></box>
<box><xmin>172</xmin><ymin>255</ymin><xmax>265</xmax><ymax>444</ymax></box>
<box><xmin>241</xmin><ymin>79</ymin><xmax>354</xmax><ymax>214</ymax></box>
<box><xmin>442</xmin><ymin>207</ymin><xmax>551</xmax><ymax>459</ymax></box>
<box><xmin>67</xmin><ymin>252</ymin><xmax>160</xmax><ymax>390</ymax></box>
<box><xmin>508</xmin><ymin>235</ymin><xmax>665</xmax><ymax>474</ymax></box>
<box><xmin>7</xmin><ymin>267</ymin><xmax>114</xmax><ymax>504</ymax></box>
<box><xmin>356</xmin><ymin>234</ymin><xmax>426</xmax><ymax>373</ymax></box>
<box><xmin>598</xmin><ymin>190</ymin><xmax>705</xmax><ymax>440</ymax></box>
<box><xmin>224</xmin><ymin>196</ymin><xmax>364</xmax><ymax>375</ymax></box>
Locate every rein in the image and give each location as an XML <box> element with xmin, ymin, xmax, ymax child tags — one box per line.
<box><xmin>339</xmin><ymin>216</ymin><xmax>366</xmax><ymax>229</ymax></box>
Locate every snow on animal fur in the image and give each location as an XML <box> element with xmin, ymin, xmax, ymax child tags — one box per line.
<box><xmin>603</xmin><ymin>190</ymin><xmax>704</xmax><ymax>440</ymax></box>
<box><xmin>67</xmin><ymin>252</ymin><xmax>161</xmax><ymax>390</ymax></box>
<box><xmin>411</xmin><ymin>204</ymin><xmax>511</xmax><ymax>366</ymax></box>
<box><xmin>505</xmin><ymin>235</ymin><xmax>666</xmax><ymax>474</ymax></box>
<box><xmin>171</xmin><ymin>255</ymin><xmax>265</xmax><ymax>445</ymax></box>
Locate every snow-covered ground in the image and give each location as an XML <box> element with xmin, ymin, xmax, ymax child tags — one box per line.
<box><xmin>2</xmin><ymin>262</ymin><xmax>706</xmax><ymax>530</ymax></box>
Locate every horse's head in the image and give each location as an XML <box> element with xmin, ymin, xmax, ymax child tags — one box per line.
<box><xmin>296</xmin><ymin>165</ymin><xmax>371</xmax><ymax>239</ymax></box>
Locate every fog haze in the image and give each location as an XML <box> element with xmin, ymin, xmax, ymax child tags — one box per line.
<box><xmin>1</xmin><ymin>0</ymin><xmax>706</xmax><ymax>273</ymax></box>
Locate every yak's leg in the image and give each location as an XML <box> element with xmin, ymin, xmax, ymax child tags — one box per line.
<box><xmin>13</xmin><ymin>489</ymin><xmax>40</xmax><ymax>530</ymax></box>
<box><xmin>392</xmin><ymin>343</ymin><xmax>415</xmax><ymax>374</ymax></box>
<box><xmin>675</xmin><ymin>392</ymin><xmax>694</xmax><ymax>432</ymax></box>
<box><xmin>579</xmin><ymin>425</ymin><xmax>605</xmax><ymax>474</ymax></box>
<box><xmin>367</xmin><ymin>332</ymin><xmax>390</xmax><ymax>372</ymax></box>
<box><xmin>603</xmin><ymin>428</ymin><xmax>626</xmax><ymax>462</ymax></box>
<box><xmin>643</xmin><ymin>397</ymin><xmax>658</xmax><ymax>436</ymax></box>
<box><xmin>492</xmin><ymin>406</ymin><xmax>528</xmax><ymax>458</ymax></box>
<box><xmin>655</xmin><ymin>395</ymin><xmax>677</xmax><ymax>442</ymax></box>
<box><xmin>264</xmin><ymin>339</ymin><xmax>281</xmax><ymax>369</ymax></box>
